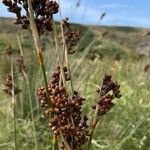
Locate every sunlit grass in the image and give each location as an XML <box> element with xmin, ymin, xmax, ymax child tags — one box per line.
<box><xmin>0</xmin><ymin>44</ymin><xmax>149</xmax><ymax>149</ymax></box>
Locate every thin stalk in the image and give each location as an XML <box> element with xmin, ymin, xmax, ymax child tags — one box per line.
<box><xmin>57</xmin><ymin>0</ymin><xmax>74</xmax><ymax>93</ymax></box>
<box><xmin>61</xmin><ymin>20</ymin><xmax>74</xmax><ymax>93</ymax></box>
<box><xmin>25</xmin><ymin>74</ymin><xmax>38</xmax><ymax>150</ymax></box>
<box><xmin>87</xmin><ymin>117</ymin><xmax>97</xmax><ymax>150</ymax></box>
<box><xmin>52</xmin><ymin>21</ymin><xmax>66</xmax><ymax>87</ymax></box>
<box><xmin>27</xmin><ymin>0</ymin><xmax>51</xmax><ymax>109</ymax></box>
<box><xmin>17</xmin><ymin>34</ymin><xmax>23</xmax><ymax>56</ymax></box>
<box><xmin>88</xmin><ymin>105</ymin><xmax>101</xmax><ymax>150</ymax></box>
<box><xmin>27</xmin><ymin>1</ymin><xmax>56</xmax><ymax>149</ymax></box>
<box><xmin>11</xmin><ymin>59</ymin><xmax>17</xmax><ymax>150</ymax></box>
<box><xmin>59</xmin><ymin>129</ymin><xmax>72</xmax><ymax>150</ymax></box>
<box><xmin>52</xmin><ymin>135</ymin><xmax>58</xmax><ymax>150</ymax></box>
<box><xmin>17</xmin><ymin>34</ymin><xmax>38</xmax><ymax>150</ymax></box>
<box><xmin>57</xmin><ymin>3</ymin><xmax>75</xmax><ymax>149</ymax></box>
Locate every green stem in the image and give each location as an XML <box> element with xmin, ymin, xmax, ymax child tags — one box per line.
<box><xmin>25</xmin><ymin>74</ymin><xmax>38</xmax><ymax>150</ymax></box>
<box><xmin>87</xmin><ymin>117</ymin><xmax>97</xmax><ymax>150</ymax></box>
<box><xmin>67</xmin><ymin>63</ymin><xmax>74</xmax><ymax>93</ymax></box>
<box><xmin>52</xmin><ymin>20</ymin><xmax>66</xmax><ymax>87</ymax></box>
<box><xmin>52</xmin><ymin>135</ymin><xmax>58</xmax><ymax>150</ymax></box>
<box><xmin>11</xmin><ymin>60</ymin><xmax>17</xmax><ymax>150</ymax></box>
<box><xmin>13</xmin><ymin>100</ymin><xmax>17</xmax><ymax>150</ymax></box>
<box><xmin>17</xmin><ymin>35</ymin><xmax>38</xmax><ymax>149</ymax></box>
<box><xmin>27</xmin><ymin>0</ymin><xmax>51</xmax><ymax>107</ymax></box>
<box><xmin>27</xmin><ymin>1</ymin><xmax>56</xmax><ymax>149</ymax></box>
<box><xmin>40</xmin><ymin>63</ymin><xmax>51</xmax><ymax>107</ymax></box>
<box><xmin>87</xmin><ymin>128</ymin><xmax>95</xmax><ymax>150</ymax></box>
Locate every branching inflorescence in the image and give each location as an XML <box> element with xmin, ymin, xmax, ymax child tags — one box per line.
<box><xmin>38</xmin><ymin>66</ymin><xmax>89</xmax><ymax>149</ymax></box>
<box><xmin>37</xmin><ymin>68</ymin><xmax>121</xmax><ymax>149</ymax></box>
<box><xmin>2</xmin><ymin>0</ymin><xmax>59</xmax><ymax>34</ymax></box>
<box><xmin>3</xmin><ymin>74</ymin><xmax>21</xmax><ymax>96</ymax></box>
<box><xmin>93</xmin><ymin>74</ymin><xmax>121</xmax><ymax>125</ymax></box>
<box><xmin>61</xmin><ymin>18</ymin><xmax>80</xmax><ymax>54</ymax></box>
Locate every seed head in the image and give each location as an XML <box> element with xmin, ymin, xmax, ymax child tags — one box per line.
<box><xmin>37</xmin><ymin>65</ymin><xmax>89</xmax><ymax>149</ymax></box>
<box><xmin>93</xmin><ymin>74</ymin><xmax>121</xmax><ymax>117</ymax></box>
<box><xmin>2</xmin><ymin>0</ymin><xmax>59</xmax><ymax>34</ymax></box>
<box><xmin>3</xmin><ymin>74</ymin><xmax>21</xmax><ymax>96</ymax></box>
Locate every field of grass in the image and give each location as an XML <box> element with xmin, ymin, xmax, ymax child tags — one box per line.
<box><xmin>0</xmin><ymin>17</ymin><xmax>150</xmax><ymax>150</ymax></box>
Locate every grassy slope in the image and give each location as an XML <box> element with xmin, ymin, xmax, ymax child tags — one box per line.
<box><xmin>0</xmin><ymin>17</ymin><xmax>150</xmax><ymax>56</ymax></box>
<box><xmin>0</xmin><ymin>17</ymin><xmax>150</xmax><ymax>150</ymax></box>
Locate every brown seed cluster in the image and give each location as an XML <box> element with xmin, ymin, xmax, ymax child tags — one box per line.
<box><xmin>62</xmin><ymin>18</ymin><xmax>80</xmax><ymax>54</ymax></box>
<box><xmin>37</xmin><ymin>66</ymin><xmax>89</xmax><ymax>149</ymax></box>
<box><xmin>144</xmin><ymin>63</ymin><xmax>150</xmax><ymax>72</ymax></box>
<box><xmin>2</xmin><ymin>0</ymin><xmax>59</xmax><ymax>34</ymax></box>
<box><xmin>4</xmin><ymin>45</ymin><xmax>20</xmax><ymax>56</ymax></box>
<box><xmin>93</xmin><ymin>74</ymin><xmax>121</xmax><ymax>116</ymax></box>
<box><xmin>98</xmin><ymin>74</ymin><xmax>121</xmax><ymax>98</ymax></box>
<box><xmin>16</xmin><ymin>56</ymin><xmax>27</xmax><ymax>74</ymax></box>
<box><xmin>3</xmin><ymin>74</ymin><xmax>21</xmax><ymax>96</ymax></box>
<box><xmin>88</xmin><ymin>51</ymin><xmax>97</xmax><ymax>61</ymax></box>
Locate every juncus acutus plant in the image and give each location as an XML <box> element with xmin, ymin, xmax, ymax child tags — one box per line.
<box><xmin>2</xmin><ymin>0</ymin><xmax>122</xmax><ymax>149</ymax></box>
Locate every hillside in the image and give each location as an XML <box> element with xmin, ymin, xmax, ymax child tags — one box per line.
<box><xmin>0</xmin><ymin>17</ymin><xmax>150</xmax><ymax>57</ymax></box>
<box><xmin>0</xmin><ymin>18</ymin><xmax>150</xmax><ymax>150</ymax></box>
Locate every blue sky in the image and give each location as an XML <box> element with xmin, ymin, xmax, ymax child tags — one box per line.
<box><xmin>0</xmin><ymin>0</ymin><xmax>150</xmax><ymax>28</ymax></box>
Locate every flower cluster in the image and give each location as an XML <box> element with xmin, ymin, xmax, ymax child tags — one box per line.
<box><xmin>2</xmin><ymin>0</ymin><xmax>59</xmax><ymax>34</ymax></box>
<box><xmin>16</xmin><ymin>56</ymin><xmax>27</xmax><ymax>74</ymax></box>
<box><xmin>37</xmin><ymin>66</ymin><xmax>89</xmax><ymax>149</ymax></box>
<box><xmin>144</xmin><ymin>63</ymin><xmax>150</xmax><ymax>72</ymax></box>
<box><xmin>93</xmin><ymin>74</ymin><xmax>121</xmax><ymax>117</ymax></box>
<box><xmin>61</xmin><ymin>18</ymin><xmax>80</xmax><ymax>54</ymax></box>
<box><xmin>4</xmin><ymin>45</ymin><xmax>20</xmax><ymax>56</ymax></box>
<box><xmin>3</xmin><ymin>74</ymin><xmax>21</xmax><ymax>96</ymax></box>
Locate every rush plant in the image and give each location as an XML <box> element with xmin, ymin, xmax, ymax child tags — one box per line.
<box><xmin>2</xmin><ymin>0</ymin><xmax>122</xmax><ymax>150</ymax></box>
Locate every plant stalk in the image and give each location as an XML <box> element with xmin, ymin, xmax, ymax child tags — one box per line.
<box><xmin>27</xmin><ymin>1</ymin><xmax>57</xmax><ymax>149</ymax></box>
<box><xmin>87</xmin><ymin>116</ymin><xmax>99</xmax><ymax>150</ymax></box>
<box><xmin>27</xmin><ymin>0</ymin><xmax>51</xmax><ymax>109</ymax></box>
<box><xmin>52</xmin><ymin>135</ymin><xmax>58</xmax><ymax>150</ymax></box>
<box><xmin>57</xmin><ymin>2</ymin><xmax>74</xmax><ymax>93</ymax></box>
<box><xmin>57</xmin><ymin>3</ymin><xmax>75</xmax><ymax>149</ymax></box>
<box><xmin>59</xmin><ymin>129</ymin><xmax>72</xmax><ymax>150</ymax></box>
<box><xmin>52</xmin><ymin>20</ymin><xmax>66</xmax><ymax>87</ymax></box>
<box><xmin>11</xmin><ymin>59</ymin><xmax>17</xmax><ymax>150</ymax></box>
<box><xmin>17</xmin><ymin>35</ymin><xmax>38</xmax><ymax>150</ymax></box>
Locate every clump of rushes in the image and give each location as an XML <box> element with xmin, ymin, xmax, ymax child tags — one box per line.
<box><xmin>38</xmin><ymin>66</ymin><xmax>89</xmax><ymax>150</ymax></box>
<box><xmin>3</xmin><ymin>74</ymin><xmax>21</xmax><ymax>96</ymax></box>
<box><xmin>3</xmin><ymin>1</ymin><xmax>122</xmax><ymax>149</ymax></box>
<box><xmin>37</xmin><ymin>69</ymin><xmax>122</xmax><ymax>149</ymax></box>
<box><xmin>2</xmin><ymin>0</ymin><xmax>59</xmax><ymax>34</ymax></box>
